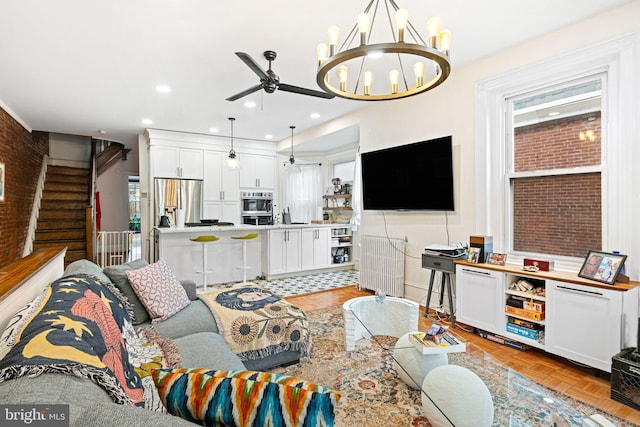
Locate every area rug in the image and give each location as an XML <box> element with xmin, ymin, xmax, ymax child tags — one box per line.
<box><xmin>208</xmin><ymin>269</ymin><xmax>359</xmax><ymax>297</ymax></box>
<box><xmin>272</xmin><ymin>306</ymin><xmax>637</xmax><ymax>427</ymax></box>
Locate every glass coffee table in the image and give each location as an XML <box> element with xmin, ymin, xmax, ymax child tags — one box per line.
<box><xmin>343</xmin><ymin>295</ymin><xmax>604</xmax><ymax>427</ymax></box>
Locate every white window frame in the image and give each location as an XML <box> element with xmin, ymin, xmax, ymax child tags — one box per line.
<box><xmin>475</xmin><ymin>33</ymin><xmax>638</xmax><ymax>273</ymax></box>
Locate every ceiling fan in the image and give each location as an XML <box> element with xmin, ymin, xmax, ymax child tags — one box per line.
<box><xmin>226</xmin><ymin>50</ymin><xmax>335</xmax><ymax>101</ymax></box>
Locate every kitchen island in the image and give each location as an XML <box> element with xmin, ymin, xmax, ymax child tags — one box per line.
<box><xmin>155</xmin><ymin>223</ymin><xmax>353</xmax><ymax>288</ymax></box>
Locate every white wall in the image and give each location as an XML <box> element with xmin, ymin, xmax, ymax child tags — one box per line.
<box><xmin>48</xmin><ymin>133</ymin><xmax>91</xmax><ymax>168</ymax></box>
<box><xmin>96</xmin><ymin>147</ymin><xmax>139</xmax><ymax>232</ymax></box>
<box><xmin>286</xmin><ymin>1</ymin><xmax>640</xmax><ymax>304</ymax></box>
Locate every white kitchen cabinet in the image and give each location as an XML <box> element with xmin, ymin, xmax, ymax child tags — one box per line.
<box><xmin>203</xmin><ymin>201</ymin><xmax>240</xmax><ymax>225</ymax></box>
<box><xmin>153</xmin><ymin>146</ymin><xmax>203</xmax><ymax>179</ymax></box>
<box><xmin>267</xmin><ymin>229</ymin><xmax>301</xmax><ymax>275</ymax></box>
<box><xmin>301</xmin><ymin>228</ymin><xmax>331</xmax><ymax>270</ymax></box>
<box><xmin>546</xmin><ymin>281</ymin><xmax>623</xmax><ymax>372</ymax></box>
<box><xmin>203</xmin><ymin>151</ymin><xmax>240</xmax><ymax>201</ymax></box>
<box><xmin>239</xmin><ymin>154</ymin><xmax>276</xmax><ymax>189</ymax></box>
<box><xmin>455</xmin><ymin>265</ymin><xmax>505</xmax><ymax>335</ymax></box>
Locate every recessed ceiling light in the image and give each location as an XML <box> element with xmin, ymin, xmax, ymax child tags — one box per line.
<box><xmin>98</xmin><ymin>130</ymin><xmax>107</xmax><ymax>135</ymax></box>
<box><xmin>156</xmin><ymin>85</ymin><xmax>171</xmax><ymax>94</ymax></box>
<box><xmin>265</xmin><ymin>134</ymin><xmax>273</xmax><ymax>139</ymax></box>
<box><xmin>244</xmin><ymin>101</ymin><xmax>256</xmax><ymax>108</ymax></box>
<box><xmin>209</xmin><ymin>127</ymin><xmax>220</xmax><ymax>133</ymax></box>
<box><xmin>310</xmin><ymin>112</ymin><xmax>320</xmax><ymax>119</ymax></box>
<box><xmin>367</xmin><ymin>50</ymin><xmax>383</xmax><ymax>59</ymax></box>
<box><xmin>142</xmin><ymin>118</ymin><xmax>153</xmax><ymax>125</ymax></box>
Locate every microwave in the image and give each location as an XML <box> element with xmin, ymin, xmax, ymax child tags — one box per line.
<box><xmin>241</xmin><ymin>191</ymin><xmax>273</xmax><ymax>215</ymax></box>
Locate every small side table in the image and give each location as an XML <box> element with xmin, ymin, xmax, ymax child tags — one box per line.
<box><xmin>421</xmin><ymin>252</ymin><xmax>466</xmax><ymax>327</ymax></box>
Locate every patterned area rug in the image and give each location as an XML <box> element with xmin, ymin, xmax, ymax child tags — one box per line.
<box><xmin>272</xmin><ymin>306</ymin><xmax>637</xmax><ymax>427</ymax></box>
<box><xmin>207</xmin><ymin>269</ymin><xmax>360</xmax><ymax>297</ymax></box>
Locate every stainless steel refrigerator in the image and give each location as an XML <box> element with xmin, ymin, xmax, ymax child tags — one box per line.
<box><xmin>154</xmin><ymin>178</ymin><xmax>203</xmax><ymax>226</ymax></box>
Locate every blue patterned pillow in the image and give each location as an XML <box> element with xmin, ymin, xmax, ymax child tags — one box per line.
<box><xmin>152</xmin><ymin>368</ymin><xmax>340</xmax><ymax>426</ymax></box>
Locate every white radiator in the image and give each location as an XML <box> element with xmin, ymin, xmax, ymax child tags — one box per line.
<box><xmin>360</xmin><ymin>235</ymin><xmax>405</xmax><ymax>297</ymax></box>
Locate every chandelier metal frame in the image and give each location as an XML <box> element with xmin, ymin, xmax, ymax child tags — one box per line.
<box><xmin>316</xmin><ymin>0</ymin><xmax>451</xmax><ymax>101</ymax></box>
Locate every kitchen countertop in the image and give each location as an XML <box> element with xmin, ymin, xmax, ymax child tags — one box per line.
<box><xmin>154</xmin><ymin>223</ymin><xmax>346</xmax><ymax>234</ymax></box>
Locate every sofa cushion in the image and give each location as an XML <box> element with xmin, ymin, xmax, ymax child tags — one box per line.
<box><xmin>71</xmin><ymin>402</ymin><xmax>196</xmax><ymax>427</ymax></box>
<box><xmin>104</xmin><ymin>259</ymin><xmax>151</xmax><ymax>325</ymax></box>
<box><xmin>172</xmin><ymin>332</ymin><xmax>245</xmax><ymax>370</ymax></box>
<box><xmin>63</xmin><ymin>259</ymin><xmax>112</xmax><ymax>284</ymax></box>
<box><xmin>125</xmin><ymin>260</ymin><xmax>190</xmax><ymax>323</ymax></box>
<box><xmin>152</xmin><ymin>368</ymin><xmax>340</xmax><ymax>427</ymax></box>
<box><xmin>139</xmin><ymin>299</ymin><xmax>218</xmax><ymax>340</ymax></box>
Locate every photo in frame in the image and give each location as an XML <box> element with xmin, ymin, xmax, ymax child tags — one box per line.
<box><xmin>467</xmin><ymin>247</ymin><xmax>480</xmax><ymax>264</ymax></box>
<box><xmin>486</xmin><ymin>252</ymin><xmax>507</xmax><ymax>266</ymax></box>
<box><xmin>0</xmin><ymin>162</ymin><xmax>4</xmax><ymax>202</ymax></box>
<box><xmin>578</xmin><ymin>250</ymin><xmax>627</xmax><ymax>285</ymax></box>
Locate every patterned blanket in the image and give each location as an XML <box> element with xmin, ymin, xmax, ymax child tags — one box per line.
<box><xmin>199</xmin><ymin>286</ymin><xmax>311</xmax><ymax>361</ymax></box>
<box><xmin>0</xmin><ymin>274</ymin><xmax>145</xmax><ymax>406</ymax></box>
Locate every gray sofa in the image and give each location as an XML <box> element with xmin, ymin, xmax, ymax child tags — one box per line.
<box><xmin>0</xmin><ymin>259</ymin><xmax>301</xmax><ymax>426</ymax></box>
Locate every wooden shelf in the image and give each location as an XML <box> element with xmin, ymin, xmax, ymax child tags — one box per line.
<box><xmin>324</xmin><ymin>207</ymin><xmax>352</xmax><ymax>211</ymax></box>
<box><xmin>324</xmin><ymin>194</ymin><xmax>352</xmax><ymax>199</ymax></box>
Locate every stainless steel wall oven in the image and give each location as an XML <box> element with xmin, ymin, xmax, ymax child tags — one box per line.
<box><xmin>241</xmin><ymin>191</ymin><xmax>273</xmax><ymax>225</ymax></box>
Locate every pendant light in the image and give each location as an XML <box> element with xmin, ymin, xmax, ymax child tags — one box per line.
<box><xmin>226</xmin><ymin>117</ymin><xmax>239</xmax><ymax>169</ymax></box>
<box><xmin>286</xmin><ymin>125</ymin><xmax>301</xmax><ymax>173</ymax></box>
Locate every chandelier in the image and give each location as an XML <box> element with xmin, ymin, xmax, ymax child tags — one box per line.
<box><xmin>316</xmin><ymin>0</ymin><xmax>451</xmax><ymax>101</ymax></box>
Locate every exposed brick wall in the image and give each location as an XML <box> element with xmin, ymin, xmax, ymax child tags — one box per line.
<box><xmin>514</xmin><ymin>112</ymin><xmax>601</xmax><ymax>172</ymax></box>
<box><xmin>0</xmin><ymin>108</ymin><xmax>49</xmax><ymax>268</ymax></box>
<box><xmin>513</xmin><ymin>113</ymin><xmax>601</xmax><ymax>257</ymax></box>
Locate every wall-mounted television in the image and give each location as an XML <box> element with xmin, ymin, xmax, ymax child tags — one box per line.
<box><xmin>361</xmin><ymin>136</ymin><xmax>454</xmax><ymax>211</ymax></box>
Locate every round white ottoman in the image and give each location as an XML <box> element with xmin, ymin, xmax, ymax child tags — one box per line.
<box><xmin>393</xmin><ymin>332</ymin><xmax>448</xmax><ymax>389</ymax></box>
<box><xmin>421</xmin><ymin>364</ymin><xmax>494</xmax><ymax>427</ymax></box>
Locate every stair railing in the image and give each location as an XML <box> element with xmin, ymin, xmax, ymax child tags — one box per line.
<box><xmin>96</xmin><ymin>231</ymin><xmax>141</xmax><ymax>268</ymax></box>
<box><xmin>22</xmin><ymin>154</ymin><xmax>49</xmax><ymax>257</ymax></box>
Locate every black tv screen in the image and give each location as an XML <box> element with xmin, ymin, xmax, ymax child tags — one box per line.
<box><xmin>361</xmin><ymin>136</ymin><xmax>454</xmax><ymax>211</ymax></box>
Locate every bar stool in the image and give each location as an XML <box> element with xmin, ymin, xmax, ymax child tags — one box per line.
<box><xmin>230</xmin><ymin>233</ymin><xmax>259</xmax><ymax>284</ymax></box>
<box><xmin>189</xmin><ymin>235</ymin><xmax>219</xmax><ymax>292</ymax></box>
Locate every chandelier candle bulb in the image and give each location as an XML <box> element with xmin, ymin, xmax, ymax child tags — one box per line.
<box><xmin>317</xmin><ymin>43</ymin><xmax>328</xmax><ymax>65</ymax></box>
<box><xmin>328</xmin><ymin>25</ymin><xmax>340</xmax><ymax>56</ymax></box>
<box><xmin>390</xmin><ymin>69</ymin><xmax>399</xmax><ymax>94</ymax></box>
<box><xmin>357</xmin><ymin>13</ymin><xmax>370</xmax><ymax>45</ymax></box>
<box><xmin>440</xmin><ymin>30</ymin><xmax>451</xmax><ymax>56</ymax></box>
<box><xmin>427</xmin><ymin>17</ymin><xmax>441</xmax><ymax>48</ymax></box>
<box><xmin>363</xmin><ymin>71</ymin><xmax>373</xmax><ymax>95</ymax></box>
<box><xmin>338</xmin><ymin>66</ymin><xmax>348</xmax><ymax>92</ymax></box>
<box><xmin>395</xmin><ymin>9</ymin><xmax>408</xmax><ymax>43</ymax></box>
<box><xmin>414</xmin><ymin>62</ymin><xmax>424</xmax><ymax>87</ymax></box>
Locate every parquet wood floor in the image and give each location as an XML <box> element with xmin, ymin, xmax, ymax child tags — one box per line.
<box><xmin>286</xmin><ymin>286</ymin><xmax>640</xmax><ymax>425</ymax></box>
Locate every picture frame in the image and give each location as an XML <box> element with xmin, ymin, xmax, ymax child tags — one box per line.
<box><xmin>578</xmin><ymin>250</ymin><xmax>627</xmax><ymax>285</ymax></box>
<box><xmin>0</xmin><ymin>162</ymin><xmax>4</xmax><ymax>202</ymax></box>
<box><xmin>467</xmin><ymin>247</ymin><xmax>480</xmax><ymax>264</ymax></box>
<box><xmin>486</xmin><ymin>252</ymin><xmax>507</xmax><ymax>266</ymax></box>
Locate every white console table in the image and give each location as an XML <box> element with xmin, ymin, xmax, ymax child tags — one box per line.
<box><xmin>454</xmin><ymin>260</ymin><xmax>639</xmax><ymax>372</ymax></box>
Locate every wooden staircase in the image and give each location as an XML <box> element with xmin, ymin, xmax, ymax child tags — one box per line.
<box><xmin>33</xmin><ymin>165</ymin><xmax>90</xmax><ymax>266</ymax></box>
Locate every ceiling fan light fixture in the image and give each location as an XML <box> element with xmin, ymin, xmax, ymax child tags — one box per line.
<box><xmin>316</xmin><ymin>0</ymin><xmax>452</xmax><ymax>101</ymax></box>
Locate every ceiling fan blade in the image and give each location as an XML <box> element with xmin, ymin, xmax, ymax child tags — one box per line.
<box><xmin>278</xmin><ymin>83</ymin><xmax>335</xmax><ymax>99</ymax></box>
<box><xmin>235</xmin><ymin>52</ymin><xmax>269</xmax><ymax>80</ymax></box>
<box><xmin>226</xmin><ymin>84</ymin><xmax>263</xmax><ymax>101</ymax></box>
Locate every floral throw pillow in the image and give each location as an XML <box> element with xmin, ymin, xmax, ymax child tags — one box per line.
<box><xmin>152</xmin><ymin>368</ymin><xmax>340</xmax><ymax>427</ymax></box>
<box><xmin>125</xmin><ymin>260</ymin><xmax>190</xmax><ymax>322</ymax></box>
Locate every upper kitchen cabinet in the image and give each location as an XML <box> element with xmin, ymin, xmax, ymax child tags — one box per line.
<box><xmin>153</xmin><ymin>146</ymin><xmax>203</xmax><ymax>179</ymax></box>
<box><xmin>239</xmin><ymin>154</ymin><xmax>276</xmax><ymax>189</ymax></box>
<box><xmin>203</xmin><ymin>151</ymin><xmax>240</xmax><ymax>202</ymax></box>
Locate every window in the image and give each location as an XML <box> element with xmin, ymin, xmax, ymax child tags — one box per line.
<box><xmin>475</xmin><ymin>34</ymin><xmax>637</xmax><ymax>269</ymax></box>
<box><xmin>508</xmin><ymin>80</ymin><xmax>602</xmax><ymax>257</ymax></box>
<box><xmin>333</xmin><ymin>161</ymin><xmax>355</xmax><ymax>183</ymax></box>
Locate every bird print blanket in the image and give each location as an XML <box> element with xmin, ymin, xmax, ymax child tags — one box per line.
<box><xmin>0</xmin><ymin>274</ymin><xmax>145</xmax><ymax>406</ymax></box>
<box><xmin>199</xmin><ymin>286</ymin><xmax>311</xmax><ymax>362</ymax></box>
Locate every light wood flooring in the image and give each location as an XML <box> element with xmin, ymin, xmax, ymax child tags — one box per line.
<box><xmin>286</xmin><ymin>286</ymin><xmax>640</xmax><ymax>425</ymax></box>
